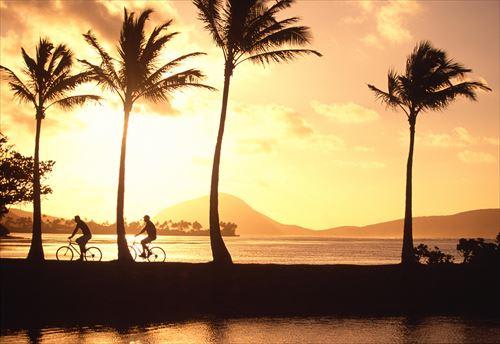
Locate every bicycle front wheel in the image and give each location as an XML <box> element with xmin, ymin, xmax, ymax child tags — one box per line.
<box><xmin>85</xmin><ymin>247</ymin><xmax>102</xmax><ymax>262</ymax></box>
<box><xmin>148</xmin><ymin>247</ymin><xmax>166</xmax><ymax>262</ymax></box>
<box><xmin>56</xmin><ymin>246</ymin><xmax>74</xmax><ymax>261</ymax></box>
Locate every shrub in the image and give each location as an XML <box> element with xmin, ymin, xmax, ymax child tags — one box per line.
<box><xmin>414</xmin><ymin>244</ymin><xmax>454</xmax><ymax>265</ymax></box>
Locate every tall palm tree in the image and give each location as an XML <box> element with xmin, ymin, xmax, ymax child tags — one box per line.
<box><xmin>367</xmin><ymin>41</ymin><xmax>491</xmax><ymax>265</ymax></box>
<box><xmin>194</xmin><ymin>0</ymin><xmax>321</xmax><ymax>264</ymax></box>
<box><xmin>0</xmin><ymin>39</ymin><xmax>100</xmax><ymax>261</ymax></box>
<box><xmin>80</xmin><ymin>9</ymin><xmax>213</xmax><ymax>261</ymax></box>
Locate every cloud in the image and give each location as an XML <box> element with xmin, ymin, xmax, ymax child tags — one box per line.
<box><xmin>483</xmin><ymin>137</ymin><xmax>500</xmax><ymax>146</ymax></box>
<box><xmin>361</xmin><ymin>34</ymin><xmax>382</xmax><ymax>49</ymax></box>
<box><xmin>355</xmin><ymin>0</ymin><xmax>421</xmax><ymax>47</ymax></box>
<box><xmin>376</xmin><ymin>1</ymin><xmax>420</xmax><ymax>43</ymax></box>
<box><xmin>311</xmin><ymin>100</ymin><xmax>379</xmax><ymax>124</ymax></box>
<box><xmin>236</xmin><ymin>138</ymin><xmax>277</xmax><ymax>154</ymax></box>
<box><xmin>311</xmin><ymin>134</ymin><xmax>347</xmax><ymax>152</ymax></box>
<box><xmin>458</xmin><ymin>150</ymin><xmax>496</xmax><ymax>164</ymax></box>
<box><xmin>411</xmin><ymin>127</ymin><xmax>498</xmax><ymax>149</ymax></box>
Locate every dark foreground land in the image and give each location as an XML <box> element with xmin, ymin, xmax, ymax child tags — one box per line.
<box><xmin>1</xmin><ymin>259</ymin><xmax>499</xmax><ymax>328</ymax></box>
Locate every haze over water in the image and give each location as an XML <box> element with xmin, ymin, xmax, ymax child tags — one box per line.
<box><xmin>0</xmin><ymin>234</ymin><xmax>461</xmax><ymax>265</ymax></box>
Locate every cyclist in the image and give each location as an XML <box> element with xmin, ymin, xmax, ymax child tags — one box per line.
<box><xmin>68</xmin><ymin>215</ymin><xmax>92</xmax><ymax>261</ymax></box>
<box><xmin>135</xmin><ymin>215</ymin><xmax>157</xmax><ymax>258</ymax></box>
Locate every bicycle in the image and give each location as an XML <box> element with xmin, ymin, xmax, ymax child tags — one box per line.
<box><xmin>129</xmin><ymin>239</ymin><xmax>166</xmax><ymax>262</ymax></box>
<box><xmin>56</xmin><ymin>240</ymin><xmax>102</xmax><ymax>262</ymax></box>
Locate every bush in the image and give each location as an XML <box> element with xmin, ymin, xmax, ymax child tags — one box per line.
<box><xmin>457</xmin><ymin>233</ymin><xmax>500</xmax><ymax>265</ymax></box>
<box><xmin>414</xmin><ymin>244</ymin><xmax>454</xmax><ymax>265</ymax></box>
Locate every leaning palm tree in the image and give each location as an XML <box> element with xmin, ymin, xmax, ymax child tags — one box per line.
<box><xmin>368</xmin><ymin>41</ymin><xmax>491</xmax><ymax>265</ymax></box>
<box><xmin>80</xmin><ymin>9</ymin><xmax>213</xmax><ymax>261</ymax></box>
<box><xmin>0</xmin><ymin>39</ymin><xmax>100</xmax><ymax>261</ymax></box>
<box><xmin>194</xmin><ymin>0</ymin><xmax>321</xmax><ymax>264</ymax></box>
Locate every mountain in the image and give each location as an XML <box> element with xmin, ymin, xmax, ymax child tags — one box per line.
<box><xmin>318</xmin><ymin>209</ymin><xmax>500</xmax><ymax>238</ymax></box>
<box><xmin>154</xmin><ymin>193</ymin><xmax>500</xmax><ymax>238</ymax></box>
<box><xmin>154</xmin><ymin>193</ymin><xmax>311</xmax><ymax>236</ymax></box>
<box><xmin>4</xmin><ymin>194</ymin><xmax>499</xmax><ymax>238</ymax></box>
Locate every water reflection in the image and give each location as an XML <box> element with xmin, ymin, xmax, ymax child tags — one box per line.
<box><xmin>3</xmin><ymin>316</ymin><xmax>499</xmax><ymax>344</ymax></box>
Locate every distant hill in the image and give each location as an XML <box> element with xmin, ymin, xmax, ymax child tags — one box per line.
<box><xmin>154</xmin><ymin>193</ymin><xmax>311</xmax><ymax>236</ymax></box>
<box><xmin>318</xmin><ymin>209</ymin><xmax>500</xmax><ymax>238</ymax></box>
<box><xmin>4</xmin><ymin>194</ymin><xmax>499</xmax><ymax>238</ymax></box>
<box><xmin>154</xmin><ymin>193</ymin><xmax>499</xmax><ymax>238</ymax></box>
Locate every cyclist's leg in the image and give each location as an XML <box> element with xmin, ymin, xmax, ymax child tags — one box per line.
<box><xmin>75</xmin><ymin>236</ymin><xmax>85</xmax><ymax>259</ymax></box>
<box><xmin>141</xmin><ymin>237</ymin><xmax>153</xmax><ymax>255</ymax></box>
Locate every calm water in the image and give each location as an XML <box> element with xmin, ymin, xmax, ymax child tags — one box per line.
<box><xmin>0</xmin><ymin>233</ymin><xmax>462</xmax><ymax>264</ymax></box>
<box><xmin>2</xmin><ymin>235</ymin><xmax>498</xmax><ymax>343</ymax></box>
<box><xmin>2</xmin><ymin>316</ymin><xmax>500</xmax><ymax>344</ymax></box>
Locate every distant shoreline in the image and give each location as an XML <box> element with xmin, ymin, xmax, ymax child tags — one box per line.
<box><xmin>1</xmin><ymin>259</ymin><xmax>499</xmax><ymax>328</ymax></box>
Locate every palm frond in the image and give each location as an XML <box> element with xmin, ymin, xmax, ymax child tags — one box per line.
<box><xmin>140</xmin><ymin>20</ymin><xmax>175</xmax><ymax>66</ymax></box>
<box><xmin>45</xmin><ymin>71</ymin><xmax>93</xmax><ymax>102</ymax></box>
<box><xmin>47</xmin><ymin>95</ymin><xmax>102</xmax><ymax>110</ymax></box>
<box><xmin>83</xmin><ymin>31</ymin><xmax>122</xmax><ymax>90</ymax></box>
<box><xmin>246</xmin><ymin>26</ymin><xmax>313</xmax><ymax>55</ymax></box>
<box><xmin>47</xmin><ymin>44</ymin><xmax>70</xmax><ymax>76</ymax></box>
<box><xmin>135</xmin><ymin>68</ymin><xmax>215</xmax><ymax>102</ymax></box>
<box><xmin>420</xmin><ymin>81</ymin><xmax>492</xmax><ymax>111</ymax></box>
<box><xmin>240</xmin><ymin>48</ymin><xmax>321</xmax><ymax>66</ymax></box>
<box><xmin>139</xmin><ymin>52</ymin><xmax>206</xmax><ymax>89</ymax></box>
<box><xmin>0</xmin><ymin>65</ymin><xmax>36</xmax><ymax>104</ymax></box>
<box><xmin>193</xmin><ymin>0</ymin><xmax>226</xmax><ymax>51</ymax></box>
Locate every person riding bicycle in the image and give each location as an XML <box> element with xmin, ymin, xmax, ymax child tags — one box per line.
<box><xmin>68</xmin><ymin>215</ymin><xmax>92</xmax><ymax>261</ymax></box>
<box><xmin>135</xmin><ymin>215</ymin><xmax>157</xmax><ymax>258</ymax></box>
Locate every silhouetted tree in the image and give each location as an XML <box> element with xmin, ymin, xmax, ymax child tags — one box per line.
<box><xmin>0</xmin><ymin>39</ymin><xmax>100</xmax><ymax>261</ymax></box>
<box><xmin>368</xmin><ymin>41</ymin><xmax>491</xmax><ymax>265</ymax></box>
<box><xmin>414</xmin><ymin>244</ymin><xmax>454</xmax><ymax>264</ymax></box>
<box><xmin>194</xmin><ymin>0</ymin><xmax>321</xmax><ymax>264</ymax></box>
<box><xmin>80</xmin><ymin>9</ymin><xmax>213</xmax><ymax>261</ymax></box>
<box><xmin>0</xmin><ymin>134</ymin><xmax>54</xmax><ymax>220</ymax></box>
<box><xmin>457</xmin><ymin>236</ymin><xmax>500</xmax><ymax>265</ymax></box>
<box><xmin>177</xmin><ymin>220</ymin><xmax>191</xmax><ymax>232</ymax></box>
<box><xmin>192</xmin><ymin>220</ymin><xmax>203</xmax><ymax>231</ymax></box>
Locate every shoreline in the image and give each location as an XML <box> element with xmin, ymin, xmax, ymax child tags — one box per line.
<box><xmin>1</xmin><ymin>259</ymin><xmax>499</xmax><ymax>328</ymax></box>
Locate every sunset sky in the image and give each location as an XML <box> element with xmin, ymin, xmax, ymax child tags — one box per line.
<box><xmin>1</xmin><ymin>0</ymin><xmax>498</xmax><ymax>230</ymax></box>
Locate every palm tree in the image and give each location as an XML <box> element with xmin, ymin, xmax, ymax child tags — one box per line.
<box><xmin>194</xmin><ymin>0</ymin><xmax>321</xmax><ymax>264</ymax></box>
<box><xmin>80</xmin><ymin>9</ymin><xmax>213</xmax><ymax>261</ymax></box>
<box><xmin>0</xmin><ymin>39</ymin><xmax>100</xmax><ymax>261</ymax></box>
<box><xmin>367</xmin><ymin>41</ymin><xmax>491</xmax><ymax>265</ymax></box>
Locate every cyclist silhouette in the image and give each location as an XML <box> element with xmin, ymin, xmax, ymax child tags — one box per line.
<box><xmin>68</xmin><ymin>215</ymin><xmax>92</xmax><ymax>261</ymax></box>
<box><xmin>135</xmin><ymin>215</ymin><xmax>157</xmax><ymax>258</ymax></box>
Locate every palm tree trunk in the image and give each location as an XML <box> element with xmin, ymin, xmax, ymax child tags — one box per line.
<box><xmin>116</xmin><ymin>105</ymin><xmax>133</xmax><ymax>262</ymax></box>
<box><xmin>402</xmin><ymin>116</ymin><xmax>417</xmax><ymax>265</ymax></box>
<box><xmin>27</xmin><ymin>115</ymin><xmax>44</xmax><ymax>261</ymax></box>
<box><xmin>209</xmin><ymin>65</ymin><xmax>233</xmax><ymax>265</ymax></box>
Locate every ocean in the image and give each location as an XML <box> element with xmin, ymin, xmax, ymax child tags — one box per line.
<box><xmin>0</xmin><ymin>233</ymin><xmax>463</xmax><ymax>264</ymax></box>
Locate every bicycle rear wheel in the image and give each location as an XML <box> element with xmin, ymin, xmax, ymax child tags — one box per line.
<box><xmin>147</xmin><ymin>247</ymin><xmax>166</xmax><ymax>262</ymax></box>
<box><xmin>85</xmin><ymin>247</ymin><xmax>102</xmax><ymax>262</ymax></box>
<box><xmin>129</xmin><ymin>246</ymin><xmax>137</xmax><ymax>261</ymax></box>
<box><xmin>56</xmin><ymin>246</ymin><xmax>74</xmax><ymax>261</ymax></box>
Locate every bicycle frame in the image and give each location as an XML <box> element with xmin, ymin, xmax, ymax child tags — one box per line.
<box><xmin>130</xmin><ymin>240</ymin><xmax>152</xmax><ymax>256</ymax></box>
<box><xmin>67</xmin><ymin>240</ymin><xmax>85</xmax><ymax>257</ymax></box>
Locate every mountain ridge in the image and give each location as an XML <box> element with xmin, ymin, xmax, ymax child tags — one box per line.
<box><xmin>154</xmin><ymin>193</ymin><xmax>499</xmax><ymax>238</ymax></box>
<box><xmin>4</xmin><ymin>193</ymin><xmax>499</xmax><ymax>238</ymax></box>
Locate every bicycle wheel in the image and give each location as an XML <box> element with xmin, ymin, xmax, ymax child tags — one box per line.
<box><xmin>129</xmin><ymin>246</ymin><xmax>137</xmax><ymax>261</ymax></box>
<box><xmin>84</xmin><ymin>247</ymin><xmax>102</xmax><ymax>262</ymax></box>
<box><xmin>56</xmin><ymin>246</ymin><xmax>74</xmax><ymax>261</ymax></box>
<box><xmin>147</xmin><ymin>247</ymin><xmax>166</xmax><ymax>262</ymax></box>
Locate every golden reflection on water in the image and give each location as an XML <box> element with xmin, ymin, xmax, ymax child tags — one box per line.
<box><xmin>2</xmin><ymin>317</ymin><xmax>500</xmax><ymax>344</ymax></box>
<box><xmin>0</xmin><ymin>234</ymin><xmax>461</xmax><ymax>265</ymax></box>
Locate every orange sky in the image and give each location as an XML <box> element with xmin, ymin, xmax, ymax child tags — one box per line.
<box><xmin>0</xmin><ymin>0</ymin><xmax>498</xmax><ymax>229</ymax></box>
